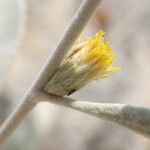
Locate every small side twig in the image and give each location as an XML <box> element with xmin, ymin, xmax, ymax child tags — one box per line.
<box><xmin>39</xmin><ymin>92</ymin><xmax>150</xmax><ymax>138</ymax></box>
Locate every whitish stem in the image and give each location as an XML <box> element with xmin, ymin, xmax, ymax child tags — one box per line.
<box><xmin>0</xmin><ymin>0</ymin><xmax>102</xmax><ymax>145</ymax></box>
<box><xmin>39</xmin><ymin>93</ymin><xmax>150</xmax><ymax>138</ymax></box>
<box><xmin>0</xmin><ymin>93</ymin><xmax>38</xmax><ymax>144</ymax></box>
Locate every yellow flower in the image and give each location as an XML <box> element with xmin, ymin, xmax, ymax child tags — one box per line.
<box><xmin>44</xmin><ymin>30</ymin><xmax>121</xmax><ymax>96</ymax></box>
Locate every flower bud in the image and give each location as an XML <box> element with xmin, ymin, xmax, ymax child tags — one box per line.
<box><xmin>44</xmin><ymin>30</ymin><xmax>121</xmax><ymax>96</ymax></box>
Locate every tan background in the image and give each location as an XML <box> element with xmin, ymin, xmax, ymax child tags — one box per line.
<box><xmin>0</xmin><ymin>0</ymin><xmax>150</xmax><ymax>149</ymax></box>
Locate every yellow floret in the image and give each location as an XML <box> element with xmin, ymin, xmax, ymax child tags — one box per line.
<box><xmin>79</xmin><ymin>30</ymin><xmax>120</xmax><ymax>79</ymax></box>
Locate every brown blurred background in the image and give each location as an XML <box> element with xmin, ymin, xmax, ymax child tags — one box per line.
<box><xmin>0</xmin><ymin>0</ymin><xmax>150</xmax><ymax>149</ymax></box>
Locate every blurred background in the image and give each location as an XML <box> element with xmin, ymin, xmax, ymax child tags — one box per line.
<box><xmin>0</xmin><ymin>0</ymin><xmax>150</xmax><ymax>149</ymax></box>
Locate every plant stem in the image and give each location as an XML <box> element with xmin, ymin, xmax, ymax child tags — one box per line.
<box><xmin>39</xmin><ymin>93</ymin><xmax>150</xmax><ymax>138</ymax></box>
<box><xmin>0</xmin><ymin>0</ymin><xmax>102</xmax><ymax>145</ymax></box>
<box><xmin>0</xmin><ymin>93</ymin><xmax>38</xmax><ymax>144</ymax></box>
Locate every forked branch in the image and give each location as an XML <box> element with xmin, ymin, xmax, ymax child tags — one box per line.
<box><xmin>0</xmin><ymin>0</ymin><xmax>102</xmax><ymax>145</ymax></box>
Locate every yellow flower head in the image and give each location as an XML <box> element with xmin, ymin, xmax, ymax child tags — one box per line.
<box><xmin>44</xmin><ymin>30</ymin><xmax>121</xmax><ymax>96</ymax></box>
